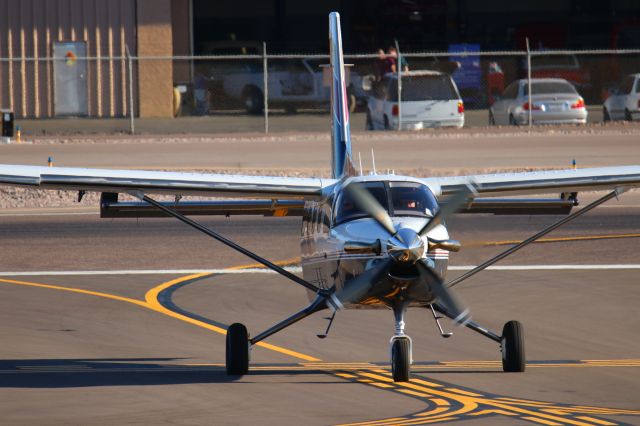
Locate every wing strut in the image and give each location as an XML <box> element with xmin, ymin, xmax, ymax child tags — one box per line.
<box><xmin>135</xmin><ymin>193</ymin><xmax>321</xmax><ymax>293</ymax></box>
<box><xmin>447</xmin><ymin>188</ymin><xmax>627</xmax><ymax>289</ymax></box>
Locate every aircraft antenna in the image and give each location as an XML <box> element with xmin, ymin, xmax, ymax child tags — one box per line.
<box><xmin>358</xmin><ymin>152</ymin><xmax>363</xmax><ymax>176</ymax></box>
<box><xmin>371</xmin><ymin>148</ymin><xmax>377</xmax><ymax>175</ymax></box>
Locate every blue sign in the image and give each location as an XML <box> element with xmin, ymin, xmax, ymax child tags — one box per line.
<box><xmin>448</xmin><ymin>43</ymin><xmax>481</xmax><ymax>90</ymax></box>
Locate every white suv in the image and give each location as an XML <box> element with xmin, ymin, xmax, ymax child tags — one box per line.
<box><xmin>366</xmin><ymin>71</ymin><xmax>464</xmax><ymax>130</ymax></box>
<box><xmin>603</xmin><ymin>74</ymin><xmax>640</xmax><ymax>121</ymax></box>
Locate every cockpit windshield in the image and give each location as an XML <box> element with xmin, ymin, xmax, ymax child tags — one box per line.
<box><xmin>334</xmin><ymin>181</ymin><xmax>438</xmax><ymax>225</ymax></box>
<box><xmin>334</xmin><ymin>182</ymin><xmax>389</xmax><ymax>224</ymax></box>
<box><xmin>389</xmin><ymin>182</ymin><xmax>438</xmax><ymax>217</ymax></box>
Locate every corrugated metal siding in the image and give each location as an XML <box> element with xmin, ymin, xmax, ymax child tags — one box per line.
<box><xmin>0</xmin><ymin>0</ymin><xmax>137</xmax><ymax>118</ymax></box>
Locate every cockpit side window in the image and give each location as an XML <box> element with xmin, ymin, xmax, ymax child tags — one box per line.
<box><xmin>334</xmin><ymin>182</ymin><xmax>388</xmax><ymax>225</ymax></box>
<box><xmin>389</xmin><ymin>182</ymin><xmax>439</xmax><ymax>218</ymax></box>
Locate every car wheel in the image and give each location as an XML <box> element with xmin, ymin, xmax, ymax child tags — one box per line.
<box><xmin>625</xmin><ymin>109</ymin><xmax>632</xmax><ymax>121</ymax></box>
<box><xmin>489</xmin><ymin>111</ymin><xmax>496</xmax><ymax>126</ymax></box>
<box><xmin>603</xmin><ymin>107</ymin><xmax>611</xmax><ymax>122</ymax></box>
<box><xmin>508</xmin><ymin>114</ymin><xmax>518</xmax><ymax>126</ymax></box>
<box><xmin>349</xmin><ymin>93</ymin><xmax>357</xmax><ymax>113</ymax></box>
<box><xmin>384</xmin><ymin>115</ymin><xmax>391</xmax><ymax>130</ymax></box>
<box><xmin>365</xmin><ymin>111</ymin><xmax>374</xmax><ymax>130</ymax></box>
<box><xmin>241</xmin><ymin>86</ymin><xmax>264</xmax><ymax>114</ymax></box>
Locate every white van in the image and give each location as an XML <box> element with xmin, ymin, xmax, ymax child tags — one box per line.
<box><xmin>366</xmin><ymin>71</ymin><xmax>464</xmax><ymax>130</ymax></box>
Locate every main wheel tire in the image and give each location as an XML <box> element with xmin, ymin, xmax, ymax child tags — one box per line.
<box><xmin>365</xmin><ymin>111</ymin><xmax>374</xmax><ymax>130</ymax></box>
<box><xmin>603</xmin><ymin>107</ymin><xmax>611</xmax><ymax>122</ymax></box>
<box><xmin>226</xmin><ymin>323</ymin><xmax>249</xmax><ymax>375</ymax></box>
<box><xmin>625</xmin><ymin>109</ymin><xmax>632</xmax><ymax>121</ymax></box>
<box><xmin>391</xmin><ymin>338</ymin><xmax>410</xmax><ymax>382</ymax></box>
<box><xmin>501</xmin><ymin>320</ymin><xmax>525</xmax><ymax>372</ymax></box>
<box><xmin>242</xmin><ymin>87</ymin><xmax>264</xmax><ymax>114</ymax></box>
<box><xmin>489</xmin><ymin>111</ymin><xmax>496</xmax><ymax>126</ymax></box>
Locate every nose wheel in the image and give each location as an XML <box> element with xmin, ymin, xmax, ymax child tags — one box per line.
<box><xmin>391</xmin><ymin>337</ymin><xmax>411</xmax><ymax>381</ymax></box>
<box><xmin>390</xmin><ymin>300</ymin><xmax>412</xmax><ymax>382</ymax></box>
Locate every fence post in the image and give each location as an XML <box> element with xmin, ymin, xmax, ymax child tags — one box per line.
<box><xmin>395</xmin><ymin>40</ymin><xmax>402</xmax><ymax>131</ymax></box>
<box><xmin>263</xmin><ymin>41</ymin><xmax>269</xmax><ymax>134</ymax></box>
<box><xmin>525</xmin><ymin>37</ymin><xmax>532</xmax><ymax>128</ymax></box>
<box><xmin>125</xmin><ymin>45</ymin><xmax>135</xmax><ymax>135</ymax></box>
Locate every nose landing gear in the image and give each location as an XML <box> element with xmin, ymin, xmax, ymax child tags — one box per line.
<box><xmin>390</xmin><ymin>300</ymin><xmax>412</xmax><ymax>382</ymax></box>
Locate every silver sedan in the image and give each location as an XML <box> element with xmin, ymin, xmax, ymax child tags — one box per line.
<box><xmin>490</xmin><ymin>78</ymin><xmax>587</xmax><ymax>125</ymax></box>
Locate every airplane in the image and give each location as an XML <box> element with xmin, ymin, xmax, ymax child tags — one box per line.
<box><xmin>1</xmin><ymin>12</ymin><xmax>640</xmax><ymax>382</ymax></box>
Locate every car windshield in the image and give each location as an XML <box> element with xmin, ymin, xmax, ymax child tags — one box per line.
<box><xmin>334</xmin><ymin>182</ymin><xmax>438</xmax><ymax>225</ymax></box>
<box><xmin>619</xmin><ymin>76</ymin><xmax>635</xmax><ymax>94</ymax></box>
<box><xmin>388</xmin><ymin>75</ymin><xmax>458</xmax><ymax>101</ymax></box>
<box><xmin>531</xmin><ymin>55</ymin><xmax>579</xmax><ymax>69</ymax></box>
<box><xmin>524</xmin><ymin>81</ymin><xmax>577</xmax><ymax>95</ymax></box>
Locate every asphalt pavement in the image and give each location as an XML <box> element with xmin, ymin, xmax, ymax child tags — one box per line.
<box><xmin>0</xmin><ymin>209</ymin><xmax>639</xmax><ymax>425</ymax></box>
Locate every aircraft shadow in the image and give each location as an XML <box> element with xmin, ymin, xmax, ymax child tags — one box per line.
<box><xmin>0</xmin><ymin>358</ymin><xmax>350</xmax><ymax>388</ymax></box>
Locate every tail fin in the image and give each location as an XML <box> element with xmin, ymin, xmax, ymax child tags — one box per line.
<box><xmin>329</xmin><ymin>12</ymin><xmax>356</xmax><ymax>179</ymax></box>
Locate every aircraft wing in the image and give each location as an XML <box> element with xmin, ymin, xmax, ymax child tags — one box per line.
<box><xmin>423</xmin><ymin>166</ymin><xmax>640</xmax><ymax>197</ymax></box>
<box><xmin>0</xmin><ymin>165</ymin><xmax>335</xmax><ymax>199</ymax></box>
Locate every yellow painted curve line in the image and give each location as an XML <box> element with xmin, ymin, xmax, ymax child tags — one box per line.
<box><xmin>468</xmin><ymin>233</ymin><xmax>640</xmax><ymax>248</ymax></box>
<box><xmin>143</xmin><ymin>273</ymin><xmax>320</xmax><ymax>362</ymax></box>
<box><xmin>0</xmin><ymin>268</ymin><xmax>319</xmax><ymax>363</ymax></box>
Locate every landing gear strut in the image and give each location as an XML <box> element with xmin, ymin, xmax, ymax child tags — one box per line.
<box><xmin>390</xmin><ymin>300</ymin><xmax>412</xmax><ymax>382</ymax></box>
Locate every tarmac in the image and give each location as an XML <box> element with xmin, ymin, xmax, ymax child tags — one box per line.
<box><xmin>0</xmin><ymin>128</ymin><xmax>639</xmax><ymax>425</ymax></box>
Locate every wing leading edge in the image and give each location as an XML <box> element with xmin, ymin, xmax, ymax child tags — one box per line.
<box><xmin>424</xmin><ymin>166</ymin><xmax>640</xmax><ymax>197</ymax></box>
<box><xmin>0</xmin><ymin>165</ymin><xmax>336</xmax><ymax>199</ymax></box>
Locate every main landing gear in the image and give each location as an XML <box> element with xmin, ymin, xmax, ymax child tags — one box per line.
<box><xmin>501</xmin><ymin>320</ymin><xmax>525</xmax><ymax>372</ymax></box>
<box><xmin>226</xmin><ymin>323</ymin><xmax>250</xmax><ymax>375</ymax></box>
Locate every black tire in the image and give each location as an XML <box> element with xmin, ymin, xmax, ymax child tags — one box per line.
<box><xmin>241</xmin><ymin>86</ymin><xmax>263</xmax><ymax>114</ymax></box>
<box><xmin>348</xmin><ymin>93</ymin><xmax>357</xmax><ymax>113</ymax></box>
<box><xmin>489</xmin><ymin>111</ymin><xmax>496</xmax><ymax>126</ymax></box>
<box><xmin>226</xmin><ymin>323</ymin><xmax>249</xmax><ymax>375</ymax></box>
<box><xmin>625</xmin><ymin>109</ymin><xmax>632</xmax><ymax>121</ymax></box>
<box><xmin>501</xmin><ymin>320</ymin><xmax>525</xmax><ymax>372</ymax></box>
<box><xmin>384</xmin><ymin>115</ymin><xmax>391</xmax><ymax>130</ymax></box>
<box><xmin>508</xmin><ymin>114</ymin><xmax>518</xmax><ymax>126</ymax></box>
<box><xmin>603</xmin><ymin>107</ymin><xmax>611</xmax><ymax>122</ymax></box>
<box><xmin>391</xmin><ymin>338</ymin><xmax>410</xmax><ymax>382</ymax></box>
<box><xmin>365</xmin><ymin>111</ymin><xmax>374</xmax><ymax>130</ymax></box>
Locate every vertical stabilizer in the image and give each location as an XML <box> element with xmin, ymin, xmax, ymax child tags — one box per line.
<box><xmin>329</xmin><ymin>12</ymin><xmax>356</xmax><ymax>179</ymax></box>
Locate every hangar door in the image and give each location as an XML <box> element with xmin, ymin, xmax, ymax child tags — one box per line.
<box><xmin>53</xmin><ymin>42</ymin><xmax>88</xmax><ymax>116</ymax></box>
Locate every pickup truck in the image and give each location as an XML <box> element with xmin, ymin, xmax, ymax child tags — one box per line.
<box><xmin>222</xmin><ymin>58</ymin><xmax>366</xmax><ymax>113</ymax></box>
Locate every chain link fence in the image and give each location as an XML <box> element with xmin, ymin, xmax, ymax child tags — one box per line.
<box><xmin>1</xmin><ymin>48</ymin><xmax>640</xmax><ymax>134</ymax></box>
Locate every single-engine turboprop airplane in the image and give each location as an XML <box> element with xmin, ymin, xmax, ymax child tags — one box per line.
<box><xmin>2</xmin><ymin>13</ymin><xmax>640</xmax><ymax>382</ymax></box>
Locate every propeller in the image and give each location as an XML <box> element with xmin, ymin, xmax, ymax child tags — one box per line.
<box><xmin>344</xmin><ymin>183</ymin><xmax>397</xmax><ymax>237</ymax></box>
<box><xmin>416</xmin><ymin>259</ymin><xmax>470</xmax><ymax>325</ymax></box>
<box><xmin>418</xmin><ymin>183</ymin><xmax>476</xmax><ymax>237</ymax></box>
<box><xmin>342</xmin><ymin>181</ymin><xmax>476</xmax><ymax>324</ymax></box>
<box><xmin>327</xmin><ymin>258</ymin><xmax>393</xmax><ymax>310</ymax></box>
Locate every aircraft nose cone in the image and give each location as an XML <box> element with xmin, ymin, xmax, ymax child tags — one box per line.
<box><xmin>387</xmin><ymin>228</ymin><xmax>425</xmax><ymax>263</ymax></box>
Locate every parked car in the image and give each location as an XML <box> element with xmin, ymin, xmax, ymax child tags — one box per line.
<box><xmin>366</xmin><ymin>71</ymin><xmax>464</xmax><ymax>130</ymax></box>
<box><xmin>525</xmin><ymin>54</ymin><xmax>591</xmax><ymax>95</ymax></box>
<box><xmin>603</xmin><ymin>74</ymin><xmax>640</xmax><ymax>121</ymax></box>
<box><xmin>222</xmin><ymin>58</ymin><xmax>367</xmax><ymax>114</ymax></box>
<box><xmin>489</xmin><ymin>78</ymin><xmax>587</xmax><ymax>126</ymax></box>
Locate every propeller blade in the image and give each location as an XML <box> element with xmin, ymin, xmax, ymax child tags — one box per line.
<box><xmin>344</xmin><ymin>183</ymin><xmax>397</xmax><ymax>237</ymax></box>
<box><xmin>416</xmin><ymin>260</ymin><xmax>471</xmax><ymax>326</ymax></box>
<box><xmin>419</xmin><ymin>183</ymin><xmax>477</xmax><ymax>237</ymax></box>
<box><xmin>327</xmin><ymin>259</ymin><xmax>392</xmax><ymax>310</ymax></box>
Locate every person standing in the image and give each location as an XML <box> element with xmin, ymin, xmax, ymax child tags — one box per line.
<box><xmin>388</xmin><ymin>46</ymin><xmax>409</xmax><ymax>72</ymax></box>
